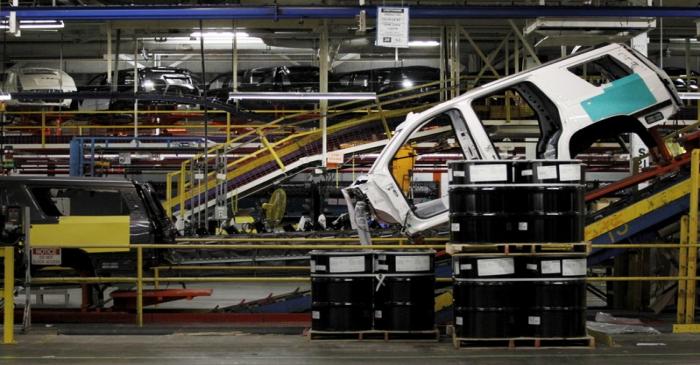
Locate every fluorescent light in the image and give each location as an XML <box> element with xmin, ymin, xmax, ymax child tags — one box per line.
<box><xmin>679</xmin><ymin>92</ymin><xmax>700</xmax><ymax>100</ymax></box>
<box><xmin>229</xmin><ymin>92</ymin><xmax>377</xmax><ymax>101</ymax></box>
<box><xmin>408</xmin><ymin>40</ymin><xmax>439</xmax><ymax>47</ymax></box>
<box><xmin>401</xmin><ymin>79</ymin><xmax>414</xmax><ymax>88</ymax></box>
<box><xmin>0</xmin><ymin>20</ymin><xmax>64</xmax><ymax>30</ymax></box>
<box><xmin>190</xmin><ymin>31</ymin><xmax>249</xmax><ymax>39</ymax></box>
<box><xmin>0</xmin><ymin>93</ymin><xmax>11</xmax><ymax>101</ymax></box>
<box><xmin>188</xmin><ymin>31</ymin><xmax>263</xmax><ymax>45</ymax></box>
<box><xmin>670</xmin><ymin>38</ymin><xmax>699</xmax><ymax>44</ymax></box>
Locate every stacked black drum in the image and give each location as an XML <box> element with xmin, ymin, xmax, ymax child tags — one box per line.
<box><xmin>449</xmin><ymin>160</ymin><xmax>588</xmax><ymax>340</ymax></box>
<box><xmin>310</xmin><ymin>250</ymin><xmax>435</xmax><ymax>334</ymax></box>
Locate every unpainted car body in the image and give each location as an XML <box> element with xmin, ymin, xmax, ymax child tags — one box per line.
<box><xmin>344</xmin><ymin>43</ymin><xmax>681</xmax><ymax>236</ymax></box>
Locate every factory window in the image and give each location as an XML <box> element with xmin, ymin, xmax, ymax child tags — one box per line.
<box><xmin>471</xmin><ymin>82</ymin><xmax>561</xmax><ymax>159</ymax></box>
<box><xmin>568</xmin><ymin>55</ymin><xmax>632</xmax><ymax>86</ymax></box>
<box><xmin>389</xmin><ymin>109</ymin><xmax>477</xmax><ymax>218</ymax></box>
<box><xmin>31</xmin><ymin>187</ymin><xmax>130</xmax><ymax>217</ymax></box>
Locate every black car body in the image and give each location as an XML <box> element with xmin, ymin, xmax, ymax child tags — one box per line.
<box><xmin>332</xmin><ymin>66</ymin><xmax>440</xmax><ymax>107</ymax></box>
<box><xmin>663</xmin><ymin>67</ymin><xmax>698</xmax><ymax>92</ymax></box>
<box><xmin>77</xmin><ymin>67</ymin><xmax>201</xmax><ymax>111</ymax></box>
<box><xmin>0</xmin><ymin>176</ymin><xmax>176</xmax><ymax>276</ymax></box>
<box><xmin>212</xmin><ymin>66</ymin><xmax>320</xmax><ymax>110</ymax></box>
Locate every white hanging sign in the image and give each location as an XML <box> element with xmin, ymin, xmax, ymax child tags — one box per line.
<box><xmin>376</xmin><ymin>7</ymin><xmax>409</xmax><ymax>48</ymax></box>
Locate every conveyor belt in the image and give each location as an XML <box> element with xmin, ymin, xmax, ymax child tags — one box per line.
<box><xmin>586</xmin><ymin>169</ymin><xmax>692</xmax><ymax>265</ymax></box>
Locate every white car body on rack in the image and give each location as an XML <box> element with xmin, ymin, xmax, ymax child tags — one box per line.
<box><xmin>343</xmin><ymin>43</ymin><xmax>681</xmax><ymax>236</ymax></box>
<box><xmin>2</xmin><ymin>66</ymin><xmax>77</xmax><ymax>108</ymax></box>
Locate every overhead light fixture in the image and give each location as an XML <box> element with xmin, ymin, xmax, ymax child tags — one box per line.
<box><xmin>408</xmin><ymin>40</ymin><xmax>440</xmax><ymax>47</ymax></box>
<box><xmin>670</xmin><ymin>38</ymin><xmax>699</xmax><ymax>44</ymax></box>
<box><xmin>188</xmin><ymin>31</ymin><xmax>263</xmax><ymax>44</ymax></box>
<box><xmin>0</xmin><ymin>93</ymin><xmax>11</xmax><ymax>101</ymax></box>
<box><xmin>229</xmin><ymin>92</ymin><xmax>377</xmax><ymax>101</ymax></box>
<box><xmin>679</xmin><ymin>92</ymin><xmax>700</xmax><ymax>100</ymax></box>
<box><xmin>190</xmin><ymin>31</ymin><xmax>249</xmax><ymax>39</ymax></box>
<box><xmin>0</xmin><ymin>20</ymin><xmax>64</xmax><ymax>30</ymax></box>
<box><xmin>401</xmin><ymin>79</ymin><xmax>414</xmax><ymax>88</ymax></box>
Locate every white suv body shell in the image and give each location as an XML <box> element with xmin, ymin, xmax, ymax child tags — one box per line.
<box><xmin>344</xmin><ymin>43</ymin><xmax>681</xmax><ymax>236</ymax></box>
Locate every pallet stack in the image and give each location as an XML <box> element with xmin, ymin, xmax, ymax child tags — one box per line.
<box><xmin>447</xmin><ymin>160</ymin><xmax>594</xmax><ymax>349</ymax></box>
<box><xmin>308</xmin><ymin>250</ymin><xmax>439</xmax><ymax>341</ymax></box>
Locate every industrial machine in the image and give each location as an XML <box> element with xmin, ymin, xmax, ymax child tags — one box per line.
<box><xmin>343</xmin><ymin>43</ymin><xmax>681</xmax><ymax>236</ymax></box>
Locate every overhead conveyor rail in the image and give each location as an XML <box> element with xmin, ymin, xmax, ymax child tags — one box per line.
<box><xmin>5</xmin><ymin>5</ymin><xmax>700</xmax><ymax>20</ymax></box>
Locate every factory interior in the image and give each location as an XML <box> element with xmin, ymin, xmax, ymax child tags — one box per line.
<box><xmin>4</xmin><ymin>1</ymin><xmax>700</xmax><ymax>364</ymax></box>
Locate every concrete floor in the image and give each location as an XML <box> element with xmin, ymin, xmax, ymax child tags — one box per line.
<box><xmin>3</xmin><ymin>328</ymin><xmax>700</xmax><ymax>365</ymax></box>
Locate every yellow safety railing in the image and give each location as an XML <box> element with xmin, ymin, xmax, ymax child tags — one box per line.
<box><xmin>9</xmin><ymin>236</ymin><xmax>700</xmax><ymax>332</ymax></box>
<box><xmin>2</xmin><ymin>246</ymin><xmax>14</xmax><ymax>345</ymax></box>
<box><xmin>165</xmin><ymin>76</ymin><xmax>471</xmax><ymax>216</ymax></box>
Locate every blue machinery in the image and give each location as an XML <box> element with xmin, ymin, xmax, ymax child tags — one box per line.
<box><xmin>69</xmin><ymin>136</ymin><xmax>216</xmax><ymax>177</ymax></box>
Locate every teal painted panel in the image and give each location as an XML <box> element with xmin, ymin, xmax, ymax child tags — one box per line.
<box><xmin>580</xmin><ymin>73</ymin><xmax>657</xmax><ymax>123</ymax></box>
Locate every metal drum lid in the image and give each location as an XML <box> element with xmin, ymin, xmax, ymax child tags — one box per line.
<box><xmin>309</xmin><ymin>250</ymin><xmax>374</xmax><ymax>275</ymax></box>
<box><xmin>520</xmin><ymin>254</ymin><xmax>588</xmax><ymax>278</ymax></box>
<box><xmin>452</xmin><ymin>255</ymin><xmax>517</xmax><ymax>279</ymax></box>
<box><xmin>373</xmin><ymin>250</ymin><xmax>435</xmax><ymax>274</ymax></box>
<box><xmin>448</xmin><ymin>160</ymin><xmax>585</xmax><ymax>185</ymax></box>
<box><xmin>448</xmin><ymin>160</ymin><xmax>515</xmax><ymax>185</ymax></box>
<box><xmin>512</xmin><ymin>160</ymin><xmax>585</xmax><ymax>184</ymax></box>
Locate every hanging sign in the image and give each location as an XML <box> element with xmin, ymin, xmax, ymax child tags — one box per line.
<box><xmin>376</xmin><ymin>7</ymin><xmax>409</xmax><ymax>48</ymax></box>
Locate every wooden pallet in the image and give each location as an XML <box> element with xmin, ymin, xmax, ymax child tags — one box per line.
<box><xmin>452</xmin><ymin>334</ymin><xmax>595</xmax><ymax>349</ymax></box>
<box><xmin>446</xmin><ymin>242</ymin><xmax>591</xmax><ymax>255</ymax></box>
<box><xmin>307</xmin><ymin>329</ymin><xmax>440</xmax><ymax>341</ymax></box>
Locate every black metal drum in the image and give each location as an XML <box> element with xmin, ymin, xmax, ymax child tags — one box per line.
<box><xmin>373</xmin><ymin>251</ymin><xmax>435</xmax><ymax>331</ymax></box>
<box><xmin>452</xmin><ymin>255</ymin><xmax>520</xmax><ymax>337</ymax></box>
<box><xmin>520</xmin><ymin>254</ymin><xmax>587</xmax><ymax>337</ymax></box>
<box><xmin>449</xmin><ymin>184</ymin><xmax>585</xmax><ymax>244</ymax></box>
<box><xmin>310</xmin><ymin>251</ymin><xmax>374</xmax><ymax>331</ymax></box>
<box><xmin>449</xmin><ymin>185</ymin><xmax>584</xmax><ymax>215</ymax></box>
<box><xmin>450</xmin><ymin>211</ymin><xmax>584</xmax><ymax>243</ymax></box>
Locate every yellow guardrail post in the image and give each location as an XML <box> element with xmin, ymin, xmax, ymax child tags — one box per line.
<box><xmin>686</xmin><ymin>149</ymin><xmax>699</xmax><ymax>324</ymax></box>
<box><xmin>226</xmin><ymin>112</ymin><xmax>232</xmax><ymax>145</ymax></box>
<box><xmin>179</xmin><ymin>165</ymin><xmax>186</xmax><ymax>218</ymax></box>
<box><xmin>154</xmin><ymin>267</ymin><xmax>160</xmax><ymax>290</ymax></box>
<box><xmin>165</xmin><ymin>173</ymin><xmax>173</xmax><ymax>217</ymax></box>
<box><xmin>3</xmin><ymin>246</ymin><xmax>15</xmax><ymax>344</ymax></box>
<box><xmin>136</xmin><ymin>246</ymin><xmax>144</xmax><ymax>327</ymax></box>
<box><xmin>678</xmin><ymin>215</ymin><xmax>689</xmax><ymax>324</ymax></box>
<box><xmin>40</xmin><ymin>112</ymin><xmax>46</xmax><ymax>148</ymax></box>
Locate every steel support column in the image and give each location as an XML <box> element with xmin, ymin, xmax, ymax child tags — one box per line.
<box><xmin>508</xmin><ymin>20</ymin><xmax>541</xmax><ymax>66</ymax></box>
<box><xmin>319</xmin><ymin>21</ymin><xmax>329</xmax><ymax>167</ymax></box>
